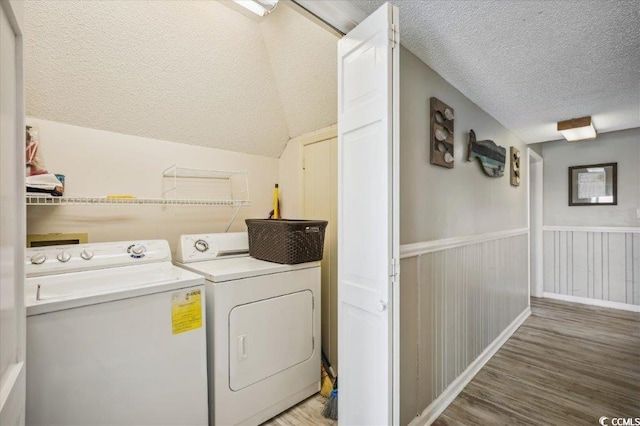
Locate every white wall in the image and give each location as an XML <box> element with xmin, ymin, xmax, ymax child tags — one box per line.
<box><xmin>542</xmin><ymin>128</ymin><xmax>640</xmax><ymax>227</ymax></box>
<box><xmin>278</xmin><ymin>138</ymin><xmax>303</xmax><ymax>219</ymax></box>
<box><xmin>26</xmin><ymin>119</ymin><xmax>278</xmax><ymax>254</ymax></box>
<box><xmin>398</xmin><ymin>47</ymin><xmax>530</xmax><ymax>425</ymax></box>
<box><xmin>541</xmin><ymin>128</ymin><xmax>640</xmax><ymax>308</ymax></box>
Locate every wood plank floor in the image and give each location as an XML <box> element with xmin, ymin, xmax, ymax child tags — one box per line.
<box><xmin>434</xmin><ymin>297</ymin><xmax>640</xmax><ymax>425</ymax></box>
<box><xmin>264</xmin><ymin>297</ymin><xmax>639</xmax><ymax>425</ymax></box>
<box><xmin>262</xmin><ymin>393</ymin><xmax>336</xmax><ymax>426</ymax></box>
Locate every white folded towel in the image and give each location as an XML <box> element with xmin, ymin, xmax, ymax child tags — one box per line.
<box><xmin>26</xmin><ymin>173</ymin><xmax>63</xmax><ymax>190</ymax></box>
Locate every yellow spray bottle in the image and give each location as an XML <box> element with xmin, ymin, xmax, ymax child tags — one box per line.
<box><xmin>272</xmin><ymin>184</ymin><xmax>280</xmax><ymax>219</ymax></box>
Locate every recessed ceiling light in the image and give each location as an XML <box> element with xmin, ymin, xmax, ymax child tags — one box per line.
<box><xmin>557</xmin><ymin>116</ymin><xmax>597</xmax><ymax>142</ymax></box>
<box><xmin>233</xmin><ymin>0</ymin><xmax>278</xmax><ymax>17</ymax></box>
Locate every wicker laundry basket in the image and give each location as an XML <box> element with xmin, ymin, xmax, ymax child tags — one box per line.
<box><xmin>245</xmin><ymin>219</ymin><xmax>328</xmax><ymax>264</ymax></box>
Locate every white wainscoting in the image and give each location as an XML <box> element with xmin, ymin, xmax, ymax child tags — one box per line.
<box><xmin>399</xmin><ymin>229</ymin><xmax>530</xmax><ymax>426</ymax></box>
<box><xmin>543</xmin><ymin>226</ymin><xmax>640</xmax><ymax>308</ymax></box>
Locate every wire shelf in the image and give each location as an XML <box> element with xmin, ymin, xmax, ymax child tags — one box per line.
<box><xmin>26</xmin><ymin>196</ymin><xmax>252</xmax><ymax>207</ymax></box>
<box><xmin>27</xmin><ymin>165</ymin><xmax>251</xmax><ymax>231</ymax></box>
<box><xmin>161</xmin><ymin>166</ymin><xmax>246</xmax><ymax>180</ymax></box>
<box><xmin>161</xmin><ymin>165</ymin><xmax>250</xmax><ymax>201</ymax></box>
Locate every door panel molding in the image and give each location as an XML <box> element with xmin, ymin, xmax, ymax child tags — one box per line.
<box><xmin>338</xmin><ymin>3</ymin><xmax>399</xmax><ymax>424</ymax></box>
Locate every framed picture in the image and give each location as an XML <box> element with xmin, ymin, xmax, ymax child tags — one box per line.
<box><xmin>568</xmin><ymin>162</ymin><xmax>617</xmax><ymax>206</ymax></box>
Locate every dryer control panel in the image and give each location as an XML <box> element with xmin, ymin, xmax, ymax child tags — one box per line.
<box><xmin>25</xmin><ymin>240</ymin><xmax>172</xmax><ymax>277</ymax></box>
<box><xmin>176</xmin><ymin>232</ymin><xmax>249</xmax><ymax>263</ymax></box>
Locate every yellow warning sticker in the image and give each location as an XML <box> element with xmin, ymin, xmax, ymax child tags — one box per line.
<box><xmin>171</xmin><ymin>289</ymin><xmax>202</xmax><ymax>334</ymax></box>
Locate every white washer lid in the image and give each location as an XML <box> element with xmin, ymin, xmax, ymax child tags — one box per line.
<box><xmin>176</xmin><ymin>257</ymin><xmax>320</xmax><ymax>282</ymax></box>
<box><xmin>25</xmin><ymin>262</ymin><xmax>204</xmax><ymax>316</ymax></box>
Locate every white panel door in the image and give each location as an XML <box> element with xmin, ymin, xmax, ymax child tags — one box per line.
<box><xmin>337</xmin><ymin>3</ymin><xmax>399</xmax><ymax>425</ymax></box>
<box><xmin>0</xmin><ymin>1</ymin><xmax>26</xmax><ymax>425</ymax></box>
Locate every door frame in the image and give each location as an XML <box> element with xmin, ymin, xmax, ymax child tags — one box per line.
<box><xmin>0</xmin><ymin>0</ymin><xmax>26</xmax><ymax>424</ymax></box>
<box><xmin>301</xmin><ymin>133</ymin><xmax>339</xmax><ymax>369</ymax></box>
<box><xmin>527</xmin><ymin>148</ymin><xmax>543</xmax><ymax>299</ymax></box>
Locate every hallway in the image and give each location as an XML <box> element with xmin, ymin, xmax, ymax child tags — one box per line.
<box><xmin>434</xmin><ymin>298</ymin><xmax>640</xmax><ymax>425</ymax></box>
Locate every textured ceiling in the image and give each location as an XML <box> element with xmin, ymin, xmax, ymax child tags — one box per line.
<box><xmin>24</xmin><ymin>1</ymin><xmax>337</xmax><ymax>158</ymax></box>
<box><xmin>351</xmin><ymin>0</ymin><xmax>640</xmax><ymax>143</ymax></box>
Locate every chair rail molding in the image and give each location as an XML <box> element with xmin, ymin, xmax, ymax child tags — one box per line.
<box><xmin>543</xmin><ymin>225</ymin><xmax>640</xmax><ymax>233</ymax></box>
<box><xmin>400</xmin><ymin>227</ymin><xmax>529</xmax><ymax>259</ymax></box>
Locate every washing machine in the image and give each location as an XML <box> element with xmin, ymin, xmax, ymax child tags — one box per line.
<box><xmin>175</xmin><ymin>232</ymin><xmax>321</xmax><ymax>426</ymax></box>
<box><xmin>25</xmin><ymin>240</ymin><xmax>209</xmax><ymax>426</ymax></box>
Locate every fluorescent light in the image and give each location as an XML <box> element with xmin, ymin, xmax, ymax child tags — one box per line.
<box><xmin>557</xmin><ymin>116</ymin><xmax>597</xmax><ymax>142</ymax></box>
<box><xmin>233</xmin><ymin>0</ymin><xmax>278</xmax><ymax>16</ymax></box>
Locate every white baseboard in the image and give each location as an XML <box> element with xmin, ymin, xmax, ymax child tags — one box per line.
<box><xmin>543</xmin><ymin>292</ymin><xmax>640</xmax><ymax>312</ymax></box>
<box><xmin>408</xmin><ymin>307</ymin><xmax>531</xmax><ymax>426</ymax></box>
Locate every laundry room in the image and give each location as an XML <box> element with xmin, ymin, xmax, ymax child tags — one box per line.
<box><xmin>20</xmin><ymin>1</ymin><xmax>341</xmax><ymax>425</ymax></box>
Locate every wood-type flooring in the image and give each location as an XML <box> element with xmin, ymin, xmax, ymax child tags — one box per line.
<box><xmin>434</xmin><ymin>297</ymin><xmax>640</xmax><ymax>425</ymax></box>
<box><xmin>264</xmin><ymin>297</ymin><xmax>640</xmax><ymax>425</ymax></box>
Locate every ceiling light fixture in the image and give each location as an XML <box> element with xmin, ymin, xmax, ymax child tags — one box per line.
<box><xmin>233</xmin><ymin>0</ymin><xmax>278</xmax><ymax>17</ymax></box>
<box><xmin>557</xmin><ymin>116</ymin><xmax>597</xmax><ymax>142</ymax></box>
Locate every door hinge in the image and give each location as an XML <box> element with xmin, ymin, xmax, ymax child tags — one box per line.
<box><xmin>389</xmin><ymin>24</ymin><xmax>398</xmax><ymax>48</ymax></box>
<box><xmin>312</xmin><ymin>336</ymin><xmax>315</xmax><ymax>349</ymax></box>
<box><xmin>312</xmin><ymin>296</ymin><xmax>315</xmax><ymax>310</ymax></box>
<box><xmin>390</xmin><ymin>257</ymin><xmax>399</xmax><ymax>280</ymax></box>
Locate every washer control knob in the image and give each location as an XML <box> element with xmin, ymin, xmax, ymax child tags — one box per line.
<box><xmin>80</xmin><ymin>249</ymin><xmax>94</xmax><ymax>260</ymax></box>
<box><xmin>56</xmin><ymin>251</ymin><xmax>72</xmax><ymax>263</ymax></box>
<box><xmin>30</xmin><ymin>253</ymin><xmax>47</xmax><ymax>265</ymax></box>
<box><xmin>194</xmin><ymin>239</ymin><xmax>209</xmax><ymax>253</ymax></box>
<box><xmin>131</xmin><ymin>245</ymin><xmax>145</xmax><ymax>255</ymax></box>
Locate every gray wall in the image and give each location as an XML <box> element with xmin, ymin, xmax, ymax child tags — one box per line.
<box><xmin>399</xmin><ymin>47</ymin><xmax>530</xmax><ymax>425</ymax></box>
<box><xmin>540</xmin><ymin>128</ymin><xmax>639</xmax><ymax>306</ymax></box>
<box><xmin>399</xmin><ymin>47</ymin><xmax>529</xmax><ymax>245</ymax></box>
<box><xmin>541</xmin><ymin>128</ymin><xmax>640</xmax><ymax>227</ymax></box>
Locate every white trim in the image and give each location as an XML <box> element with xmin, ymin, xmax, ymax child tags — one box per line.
<box><xmin>408</xmin><ymin>308</ymin><xmax>531</xmax><ymax>426</ymax></box>
<box><xmin>527</xmin><ymin>148</ymin><xmax>544</xmax><ymax>299</ymax></box>
<box><xmin>291</xmin><ymin>0</ymin><xmax>367</xmax><ymax>35</ymax></box>
<box><xmin>289</xmin><ymin>124</ymin><xmax>337</xmax><ymax>147</ymax></box>
<box><xmin>391</xmin><ymin>5</ymin><xmax>401</xmax><ymax>424</ymax></box>
<box><xmin>543</xmin><ymin>226</ymin><xmax>640</xmax><ymax>233</ymax></box>
<box><xmin>400</xmin><ymin>228</ymin><xmax>529</xmax><ymax>259</ymax></box>
<box><xmin>0</xmin><ymin>363</ymin><xmax>24</xmax><ymax>413</ymax></box>
<box><xmin>0</xmin><ymin>2</ymin><xmax>27</xmax><ymax>423</ymax></box>
<box><xmin>543</xmin><ymin>292</ymin><xmax>640</xmax><ymax>312</ymax></box>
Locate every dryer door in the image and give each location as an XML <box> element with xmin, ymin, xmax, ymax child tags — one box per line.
<box><xmin>229</xmin><ymin>290</ymin><xmax>314</xmax><ymax>391</ymax></box>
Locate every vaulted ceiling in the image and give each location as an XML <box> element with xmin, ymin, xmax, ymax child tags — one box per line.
<box><xmin>25</xmin><ymin>1</ymin><xmax>639</xmax><ymax>153</ymax></box>
<box><xmin>24</xmin><ymin>0</ymin><xmax>338</xmax><ymax>158</ymax></box>
<box><xmin>351</xmin><ymin>0</ymin><xmax>640</xmax><ymax>143</ymax></box>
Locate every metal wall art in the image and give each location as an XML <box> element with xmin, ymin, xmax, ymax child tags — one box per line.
<box><xmin>430</xmin><ymin>97</ymin><xmax>455</xmax><ymax>168</ymax></box>
<box><xmin>510</xmin><ymin>147</ymin><xmax>520</xmax><ymax>186</ymax></box>
<box><xmin>466</xmin><ymin>130</ymin><xmax>505</xmax><ymax>177</ymax></box>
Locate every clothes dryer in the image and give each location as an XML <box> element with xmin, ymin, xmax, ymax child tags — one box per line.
<box><xmin>175</xmin><ymin>233</ymin><xmax>321</xmax><ymax>425</ymax></box>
